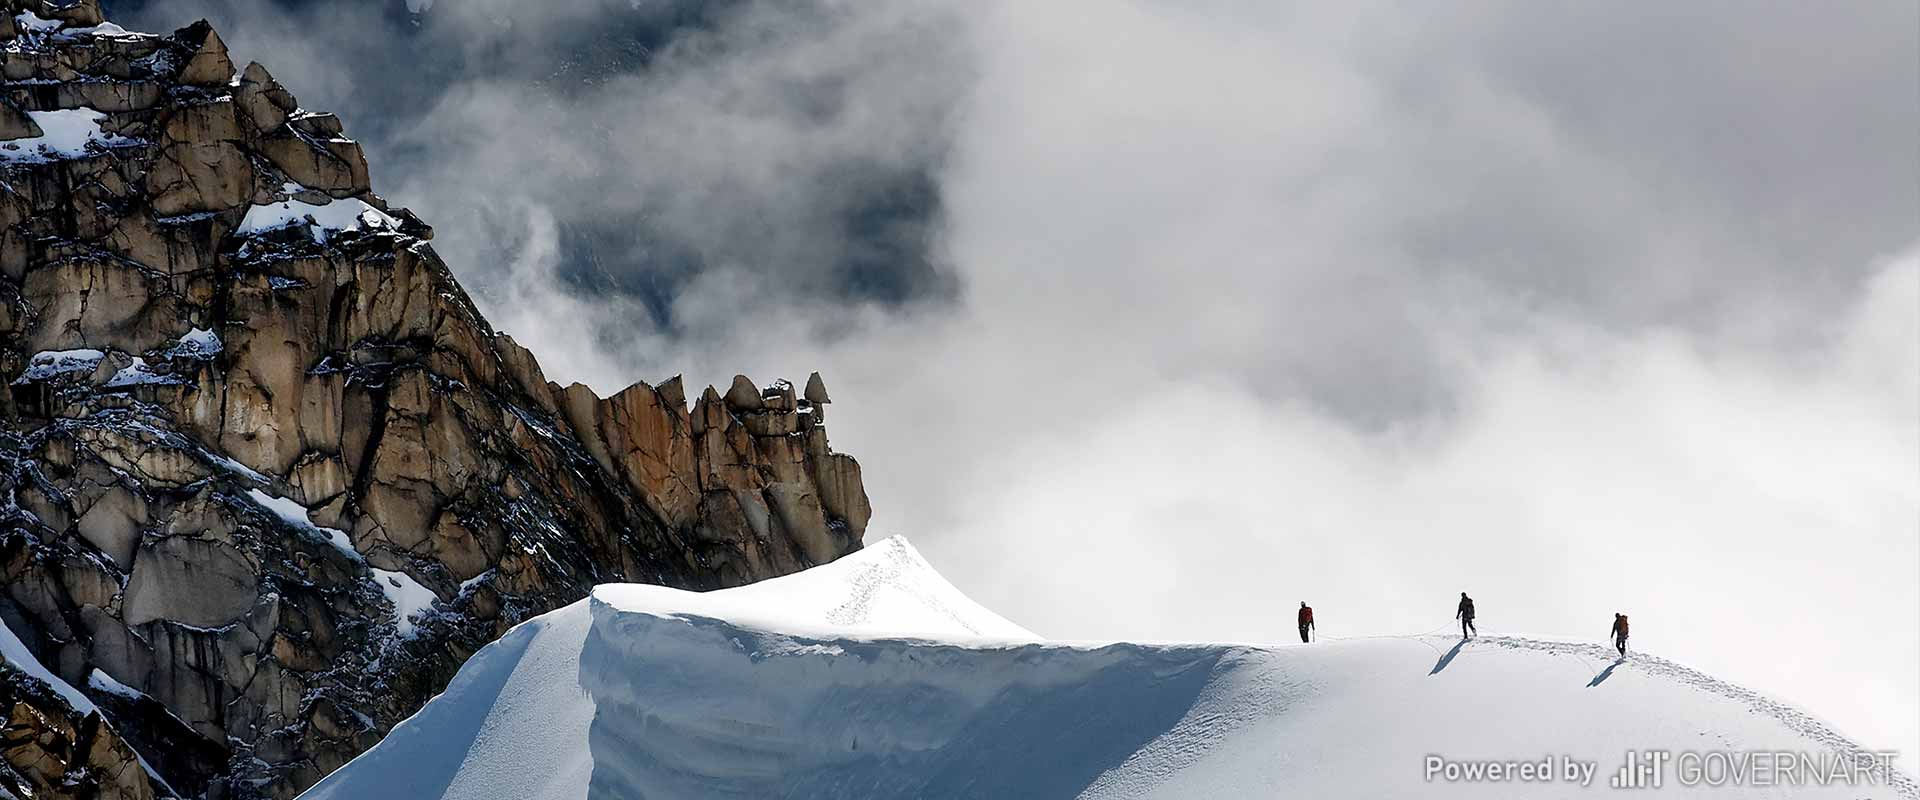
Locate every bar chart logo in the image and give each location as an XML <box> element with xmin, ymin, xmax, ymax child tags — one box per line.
<box><xmin>1611</xmin><ymin>750</ymin><xmax>1669</xmax><ymax>789</ymax></box>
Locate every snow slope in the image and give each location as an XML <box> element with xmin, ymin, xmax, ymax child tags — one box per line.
<box><xmin>300</xmin><ymin>537</ymin><xmax>1912</xmax><ymax>799</ymax></box>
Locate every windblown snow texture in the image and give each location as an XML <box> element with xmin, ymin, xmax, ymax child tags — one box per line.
<box><xmin>302</xmin><ymin>537</ymin><xmax>1914</xmax><ymax>799</ymax></box>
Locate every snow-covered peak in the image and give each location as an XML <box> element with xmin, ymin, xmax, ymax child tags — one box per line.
<box><xmin>594</xmin><ymin>536</ymin><xmax>1037</xmax><ymax>642</ymax></box>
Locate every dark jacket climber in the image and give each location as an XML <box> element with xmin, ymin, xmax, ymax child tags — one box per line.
<box><xmin>1610</xmin><ymin>613</ymin><xmax>1629</xmax><ymax>656</ymax></box>
<box><xmin>1456</xmin><ymin>593</ymin><xmax>1476</xmax><ymax>639</ymax></box>
<box><xmin>1297</xmin><ymin>603</ymin><xmax>1314</xmax><ymax>643</ymax></box>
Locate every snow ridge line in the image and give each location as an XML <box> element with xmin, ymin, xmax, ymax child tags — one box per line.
<box><xmin>1461</xmin><ymin>636</ymin><xmax>1917</xmax><ymax>797</ymax></box>
<box><xmin>822</xmin><ymin>538</ymin><xmax>1008</xmax><ymax>638</ymax></box>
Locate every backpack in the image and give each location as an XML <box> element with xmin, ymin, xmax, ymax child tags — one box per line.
<box><xmin>1299</xmin><ymin>606</ymin><xmax>1313</xmax><ymax>625</ymax></box>
<box><xmin>1616</xmin><ymin>615</ymin><xmax>1629</xmax><ymax>636</ymax></box>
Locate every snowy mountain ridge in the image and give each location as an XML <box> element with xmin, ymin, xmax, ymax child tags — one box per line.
<box><xmin>301</xmin><ymin>536</ymin><xmax>1915</xmax><ymax>799</ymax></box>
<box><xmin>592</xmin><ymin>534</ymin><xmax>1036</xmax><ymax>643</ymax></box>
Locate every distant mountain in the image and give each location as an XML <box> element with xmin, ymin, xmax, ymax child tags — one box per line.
<box><xmin>0</xmin><ymin>1</ymin><xmax>869</xmax><ymax>797</ymax></box>
<box><xmin>302</xmin><ymin>536</ymin><xmax>1915</xmax><ymax>799</ymax></box>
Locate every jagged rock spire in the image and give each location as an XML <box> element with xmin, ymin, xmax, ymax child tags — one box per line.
<box><xmin>804</xmin><ymin>371</ymin><xmax>831</xmax><ymax>404</ymax></box>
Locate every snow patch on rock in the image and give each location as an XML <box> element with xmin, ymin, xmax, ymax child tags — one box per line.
<box><xmin>372</xmin><ymin>568</ymin><xmax>439</xmax><ymax>639</ymax></box>
<box><xmin>104</xmin><ymin>356</ymin><xmax>184</xmax><ymax>388</ymax></box>
<box><xmin>11</xmin><ymin>10</ymin><xmax>59</xmax><ymax>33</ymax></box>
<box><xmin>245</xmin><ymin>488</ymin><xmax>358</xmax><ymax>561</ymax></box>
<box><xmin>14</xmin><ymin>348</ymin><xmax>104</xmax><ymax>383</ymax></box>
<box><xmin>0</xmin><ymin>109</ymin><xmax>136</xmax><ymax>162</ymax></box>
<box><xmin>170</xmin><ymin>327</ymin><xmax>223</xmax><ymax>359</ymax></box>
<box><xmin>238</xmin><ymin>197</ymin><xmax>397</xmax><ymax>243</ymax></box>
<box><xmin>55</xmin><ymin>21</ymin><xmax>132</xmax><ymax>39</ymax></box>
<box><xmin>86</xmin><ymin>668</ymin><xmax>144</xmax><ymax>700</ymax></box>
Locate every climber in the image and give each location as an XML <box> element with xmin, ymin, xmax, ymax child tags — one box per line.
<box><xmin>1456</xmin><ymin>592</ymin><xmax>1476</xmax><ymax>639</ymax></box>
<box><xmin>1610</xmin><ymin>612</ymin><xmax>1629</xmax><ymax>657</ymax></box>
<box><xmin>1297</xmin><ymin>602</ymin><xmax>1314</xmax><ymax>643</ymax></box>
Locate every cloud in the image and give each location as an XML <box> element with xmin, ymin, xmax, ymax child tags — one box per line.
<box><xmin>598</xmin><ymin>0</ymin><xmax>1918</xmax><ymax>759</ymax></box>
<box><xmin>109</xmin><ymin>0</ymin><xmax>966</xmax><ymax>324</ymax></box>
<box><xmin>113</xmin><ymin>0</ymin><xmax>1918</xmax><ymax>764</ymax></box>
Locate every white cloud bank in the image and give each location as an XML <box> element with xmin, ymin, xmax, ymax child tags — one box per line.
<box><xmin>526</xmin><ymin>1</ymin><xmax>1918</xmax><ymax>761</ymax></box>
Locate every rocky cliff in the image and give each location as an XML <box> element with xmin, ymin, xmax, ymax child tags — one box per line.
<box><xmin>0</xmin><ymin>2</ymin><xmax>870</xmax><ymax>797</ymax></box>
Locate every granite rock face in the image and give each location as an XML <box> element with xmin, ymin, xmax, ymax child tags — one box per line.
<box><xmin>0</xmin><ymin>2</ymin><xmax>869</xmax><ymax>797</ymax></box>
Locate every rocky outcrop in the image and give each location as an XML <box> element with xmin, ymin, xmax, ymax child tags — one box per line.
<box><xmin>0</xmin><ymin>2</ymin><xmax>869</xmax><ymax>797</ymax></box>
<box><xmin>0</xmin><ymin>99</ymin><xmax>37</xmax><ymax>140</ymax></box>
<box><xmin>1</xmin><ymin>670</ymin><xmax>155</xmax><ymax>800</ymax></box>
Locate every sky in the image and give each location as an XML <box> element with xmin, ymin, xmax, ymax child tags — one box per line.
<box><xmin>113</xmin><ymin>0</ymin><xmax>1919</xmax><ymax>766</ymax></box>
